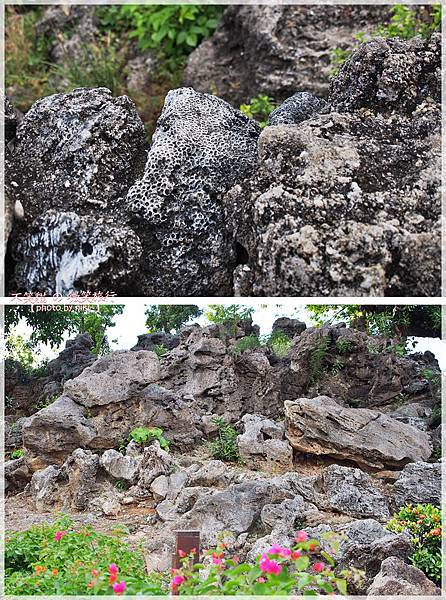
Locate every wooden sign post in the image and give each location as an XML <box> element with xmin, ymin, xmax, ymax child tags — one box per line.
<box><xmin>171</xmin><ymin>530</ymin><xmax>200</xmax><ymax>594</ymax></box>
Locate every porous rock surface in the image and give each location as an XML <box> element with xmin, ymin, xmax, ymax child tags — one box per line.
<box><xmin>183</xmin><ymin>5</ymin><xmax>390</xmax><ymax>104</ymax></box>
<box><xmin>7</xmin><ymin>88</ymin><xmax>260</xmax><ymax>295</ymax></box>
<box><xmin>223</xmin><ymin>33</ymin><xmax>441</xmax><ymax>296</ymax></box>
<box><xmin>126</xmin><ymin>87</ymin><xmax>260</xmax><ymax>295</ymax></box>
<box><xmin>393</xmin><ymin>461</ymin><xmax>441</xmax><ymax>507</ymax></box>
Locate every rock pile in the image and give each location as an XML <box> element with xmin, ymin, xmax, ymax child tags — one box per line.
<box><xmin>5</xmin><ymin>25</ymin><xmax>440</xmax><ymax>296</ymax></box>
<box><xmin>5</xmin><ymin>320</ymin><xmax>442</xmax><ymax>595</ymax></box>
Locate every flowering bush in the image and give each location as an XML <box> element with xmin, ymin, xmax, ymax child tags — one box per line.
<box><xmin>386</xmin><ymin>503</ymin><xmax>442</xmax><ymax>583</ymax></box>
<box><xmin>173</xmin><ymin>531</ymin><xmax>353</xmax><ymax>595</ymax></box>
<box><xmin>6</xmin><ymin>517</ymin><xmax>353</xmax><ymax>595</ymax></box>
<box><xmin>5</xmin><ymin>515</ymin><xmax>165</xmax><ymax>595</ymax></box>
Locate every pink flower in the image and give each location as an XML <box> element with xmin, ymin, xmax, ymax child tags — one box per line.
<box><xmin>54</xmin><ymin>531</ymin><xmax>67</xmax><ymax>542</ymax></box>
<box><xmin>295</xmin><ymin>530</ymin><xmax>308</xmax><ymax>543</ymax></box>
<box><xmin>109</xmin><ymin>564</ymin><xmax>119</xmax><ymax>575</ymax></box>
<box><xmin>212</xmin><ymin>556</ymin><xmax>223</xmax><ymax>565</ymax></box>
<box><xmin>112</xmin><ymin>581</ymin><xmax>126</xmax><ymax>595</ymax></box>
<box><xmin>257</xmin><ymin>577</ymin><xmax>266</xmax><ymax>583</ymax></box>
<box><xmin>259</xmin><ymin>553</ymin><xmax>282</xmax><ymax>576</ymax></box>
<box><xmin>312</xmin><ymin>562</ymin><xmax>325</xmax><ymax>573</ymax></box>
<box><xmin>267</xmin><ymin>543</ymin><xmax>284</xmax><ymax>555</ymax></box>
<box><xmin>279</xmin><ymin>548</ymin><xmax>292</xmax><ymax>557</ymax></box>
<box><xmin>172</xmin><ymin>575</ymin><xmax>185</xmax><ymax>587</ymax></box>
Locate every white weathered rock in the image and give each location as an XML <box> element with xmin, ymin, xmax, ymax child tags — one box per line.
<box><xmin>100</xmin><ymin>449</ymin><xmax>139</xmax><ymax>483</ymax></box>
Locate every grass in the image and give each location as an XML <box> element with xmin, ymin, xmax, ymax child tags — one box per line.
<box><xmin>5</xmin><ymin>6</ymin><xmax>184</xmax><ymax>138</ymax></box>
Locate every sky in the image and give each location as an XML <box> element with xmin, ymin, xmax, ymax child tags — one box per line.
<box><xmin>8</xmin><ymin>303</ymin><xmax>446</xmax><ymax>370</ymax></box>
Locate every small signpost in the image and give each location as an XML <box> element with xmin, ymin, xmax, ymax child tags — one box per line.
<box><xmin>171</xmin><ymin>530</ymin><xmax>201</xmax><ymax>595</ymax></box>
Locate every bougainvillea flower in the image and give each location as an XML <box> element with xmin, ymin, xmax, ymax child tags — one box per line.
<box><xmin>109</xmin><ymin>564</ymin><xmax>119</xmax><ymax>575</ymax></box>
<box><xmin>91</xmin><ymin>569</ymin><xmax>99</xmax><ymax>577</ymax></box>
<box><xmin>54</xmin><ymin>531</ymin><xmax>67</xmax><ymax>541</ymax></box>
<box><xmin>295</xmin><ymin>530</ymin><xmax>309</xmax><ymax>543</ymax></box>
<box><xmin>172</xmin><ymin>575</ymin><xmax>185</xmax><ymax>586</ymax></box>
<box><xmin>112</xmin><ymin>581</ymin><xmax>127</xmax><ymax>595</ymax></box>
<box><xmin>313</xmin><ymin>562</ymin><xmax>325</xmax><ymax>573</ymax></box>
<box><xmin>259</xmin><ymin>554</ymin><xmax>282</xmax><ymax>575</ymax></box>
<box><xmin>292</xmin><ymin>551</ymin><xmax>301</xmax><ymax>559</ymax></box>
<box><xmin>109</xmin><ymin>574</ymin><xmax>118</xmax><ymax>584</ymax></box>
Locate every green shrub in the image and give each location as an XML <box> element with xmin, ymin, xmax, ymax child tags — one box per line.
<box><xmin>266</xmin><ymin>331</ymin><xmax>292</xmax><ymax>358</ymax></box>
<box><xmin>208</xmin><ymin>416</ymin><xmax>240</xmax><ymax>462</ymax></box>
<box><xmin>240</xmin><ymin>94</ymin><xmax>276</xmax><ymax>127</ymax></box>
<box><xmin>128</xmin><ymin>426</ymin><xmax>170</xmax><ymax>451</ymax></box>
<box><xmin>98</xmin><ymin>5</ymin><xmax>223</xmax><ymax>67</ymax></box>
<box><xmin>309</xmin><ymin>335</ymin><xmax>330</xmax><ymax>385</ymax></box>
<box><xmin>5</xmin><ymin>519</ymin><xmax>353</xmax><ymax>595</ymax></box>
<box><xmin>386</xmin><ymin>503</ymin><xmax>442</xmax><ymax>583</ymax></box>
<box><xmin>335</xmin><ymin>339</ymin><xmax>353</xmax><ymax>354</ymax></box>
<box><xmin>234</xmin><ymin>334</ymin><xmax>261</xmax><ymax>355</ymax></box>
<box><xmin>10</xmin><ymin>448</ymin><xmax>25</xmax><ymax>460</ymax></box>
<box><xmin>330</xmin><ymin>4</ymin><xmax>441</xmax><ymax>75</ymax></box>
<box><xmin>154</xmin><ymin>344</ymin><xmax>168</xmax><ymax>358</ymax></box>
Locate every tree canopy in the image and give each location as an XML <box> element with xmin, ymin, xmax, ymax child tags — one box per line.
<box><xmin>306</xmin><ymin>305</ymin><xmax>441</xmax><ymax>339</ymax></box>
<box><xmin>5</xmin><ymin>305</ymin><xmax>124</xmax><ymax>355</ymax></box>
<box><xmin>144</xmin><ymin>305</ymin><xmax>203</xmax><ymax>333</ymax></box>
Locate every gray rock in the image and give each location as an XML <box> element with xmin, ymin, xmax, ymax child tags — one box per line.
<box><xmin>272</xmin><ymin>317</ymin><xmax>306</xmax><ymax>339</ymax></box>
<box><xmin>100</xmin><ymin>449</ymin><xmax>139</xmax><ymax>483</ymax></box>
<box><xmin>393</xmin><ymin>461</ymin><xmax>441</xmax><ymax>508</ymax></box>
<box><xmin>137</xmin><ymin>443</ymin><xmax>173</xmax><ymax>491</ymax></box>
<box><xmin>237</xmin><ymin>414</ymin><xmax>293</xmax><ymax>470</ymax></box>
<box><xmin>22</xmin><ymin>396</ymin><xmax>96</xmax><ymax>470</ymax></box>
<box><xmin>13</xmin><ymin>210</ymin><xmax>143</xmax><ymax>295</ymax></box>
<box><xmin>285</xmin><ymin>396</ymin><xmax>432</xmax><ymax>469</ymax></box>
<box><xmin>321</xmin><ymin>464</ymin><xmax>390</xmax><ymax>520</ymax></box>
<box><xmin>62</xmin><ymin>448</ymin><xmax>100</xmax><ymax>510</ymax></box>
<box><xmin>260</xmin><ymin>495</ymin><xmax>311</xmax><ymax>532</ymax></box>
<box><xmin>47</xmin><ymin>333</ymin><xmax>96</xmax><ymax>383</ymax></box>
<box><xmin>176</xmin><ymin>478</ymin><xmax>293</xmax><ymax>545</ymax></box>
<box><xmin>7</xmin><ymin>87</ymin><xmax>147</xmax><ymax>294</ymax></box>
<box><xmin>30</xmin><ymin>465</ymin><xmax>62</xmax><ymax>511</ymax></box>
<box><xmin>8</xmin><ymin>87</ymin><xmax>147</xmax><ymax>221</ymax></box>
<box><xmin>184</xmin><ymin>5</ymin><xmax>390</xmax><ymax>104</ymax></box>
<box><xmin>187</xmin><ymin>460</ymin><xmax>231</xmax><ymax>488</ymax></box>
<box><xmin>64</xmin><ymin>350</ymin><xmax>160</xmax><ymax>407</ymax></box>
<box><xmin>338</xmin><ymin>519</ymin><xmax>413</xmax><ymax>594</ymax></box>
<box><xmin>268</xmin><ymin>92</ymin><xmax>328</xmax><ymax>126</ymax></box>
<box><xmin>125</xmin><ymin>87</ymin><xmax>260</xmax><ymax>296</ymax></box>
<box><xmin>131</xmin><ymin>332</ymin><xmax>180</xmax><ymax>353</ymax></box>
<box><xmin>330</xmin><ymin>34</ymin><xmax>441</xmax><ymax>114</ymax></box>
<box><xmin>150</xmin><ymin>475</ymin><xmax>169</xmax><ymax>502</ymax></box>
<box><xmin>5</xmin><ymin>457</ymin><xmax>31</xmax><ymax>493</ymax></box>
<box><xmin>223</xmin><ymin>34</ymin><xmax>441</xmax><ymax>297</ymax></box>
<box><xmin>5</xmin><ymin>417</ymin><xmax>29</xmax><ymax>449</ymax></box>
<box><xmin>367</xmin><ymin>556</ymin><xmax>441</xmax><ymax>596</ymax></box>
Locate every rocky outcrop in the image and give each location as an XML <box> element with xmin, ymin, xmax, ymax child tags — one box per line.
<box><xmin>285</xmin><ymin>396</ymin><xmax>431</xmax><ymax>469</ymax></box>
<box><xmin>64</xmin><ymin>350</ymin><xmax>160</xmax><ymax>406</ymax></box>
<box><xmin>268</xmin><ymin>92</ymin><xmax>328</xmax><ymax>125</ymax></box>
<box><xmin>237</xmin><ymin>414</ymin><xmax>293</xmax><ymax>470</ymax></box>
<box><xmin>22</xmin><ymin>396</ymin><xmax>96</xmax><ymax>470</ymax></box>
<box><xmin>7</xmin><ymin>87</ymin><xmax>148</xmax><ymax>294</ymax></box>
<box><xmin>47</xmin><ymin>333</ymin><xmax>96</xmax><ymax>383</ymax></box>
<box><xmin>131</xmin><ymin>332</ymin><xmax>180</xmax><ymax>352</ymax></box>
<box><xmin>183</xmin><ymin>5</ymin><xmax>390</xmax><ymax>104</ymax></box>
<box><xmin>336</xmin><ymin>519</ymin><xmax>413</xmax><ymax>593</ymax></box>
<box><xmin>321</xmin><ymin>465</ymin><xmax>390</xmax><ymax>520</ymax></box>
<box><xmin>223</xmin><ymin>34</ymin><xmax>441</xmax><ymax>296</ymax></box>
<box><xmin>283</xmin><ymin>325</ymin><xmax>438</xmax><ymax>408</ymax></box>
<box><xmin>5</xmin><ymin>457</ymin><xmax>31</xmax><ymax>493</ymax></box>
<box><xmin>367</xmin><ymin>557</ymin><xmax>441</xmax><ymax>596</ymax></box>
<box><xmin>126</xmin><ymin>87</ymin><xmax>260</xmax><ymax>296</ymax></box>
<box><xmin>393</xmin><ymin>461</ymin><xmax>441</xmax><ymax>508</ymax></box>
<box><xmin>271</xmin><ymin>317</ymin><xmax>306</xmax><ymax>339</ymax></box>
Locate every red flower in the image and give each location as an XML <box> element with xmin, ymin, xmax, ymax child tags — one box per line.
<box><xmin>292</xmin><ymin>551</ymin><xmax>301</xmax><ymax>559</ymax></box>
<box><xmin>313</xmin><ymin>562</ymin><xmax>325</xmax><ymax>573</ymax></box>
